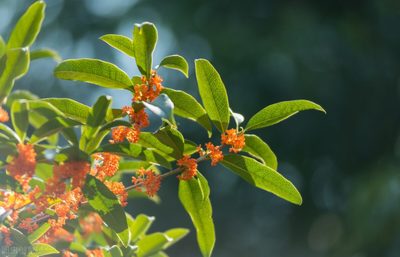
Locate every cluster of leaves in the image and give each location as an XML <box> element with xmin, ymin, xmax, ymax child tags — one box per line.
<box><xmin>0</xmin><ymin>1</ymin><xmax>325</xmax><ymax>257</ymax></box>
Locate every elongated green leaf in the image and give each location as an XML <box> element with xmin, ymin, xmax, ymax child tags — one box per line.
<box><xmin>195</xmin><ymin>59</ymin><xmax>230</xmax><ymax>132</ymax></box>
<box><xmin>139</xmin><ymin>127</ymin><xmax>184</xmax><ymax>160</ymax></box>
<box><xmin>100</xmin><ymin>34</ymin><xmax>135</xmax><ymax>57</ymax></box>
<box><xmin>0</xmin><ymin>48</ymin><xmax>30</xmax><ymax>102</ymax></box>
<box><xmin>0</xmin><ymin>36</ymin><xmax>5</xmax><ymax>58</ymax></box>
<box><xmin>31</xmin><ymin>48</ymin><xmax>61</xmax><ymax>62</ymax></box>
<box><xmin>27</xmin><ymin>223</ymin><xmax>51</xmax><ymax>243</ymax></box>
<box><xmin>158</xmin><ymin>55</ymin><xmax>189</xmax><ymax>77</ymax></box>
<box><xmin>0</xmin><ymin>123</ymin><xmax>20</xmax><ymax>142</ymax></box>
<box><xmin>10</xmin><ymin>228</ymin><xmax>32</xmax><ymax>255</ymax></box>
<box><xmin>221</xmin><ymin>155</ymin><xmax>302</xmax><ymax>205</ymax></box>
<box><xmin>42</xmin><ymin>98</ymin><xmax>91</xmax><ymax>124</ymax></box>
<box><xmin>242</xmin><ymin>134</ymin><xmax>277</xmax><ymax>169</ymax></box>
<box><xmin>0</xmin><ymin>172</ymin><xmax>23</xmax><ymax>193</ymax></box>
<box><xmin>133</xmin><ymin>22</ymin><xmax>157</xmax><ymax>77</ymax></box>
<box><xmin>11</xmin><ymin>100</ymin><xmax>29</xmax><ymax>141</ymax></box>
<box><xmin>7</xmin><ymin>1</ymin><xmax>45</xmax><ymax>48</ymax></box>
<box><xmin>245</xmin><ymin>100</ymin><xmax>326</xmax><ymax>131</ymax></box>
<box><xmin>163</xmin><ymin>228</ymin><xmax>189</xmax><ymax>249</ymax></box>
<box><xmin>179</xmin><ymin>172</ymin><xmax>215</xmax><ymax>257</ymax></box>
<box><xmin>136</xmin><ymin>233</ymin><xmax>170</xmax><ymax>257</ymax></box>
<box><xmin>130</xmin><ymin>214</ymin><xmax>155</xmax><ymax>242</ymax></box>
<box><xmin>6</xmin><ymin>90</ymin><xmax>38</xmax><ymax>109</ymax></box>
<box><xmin>54</xmin><ymin>58</ymin><xmax>133</xmax><ymax>89</ymax></box>
<box><xmin>28</xmin><ymin>243</ymin><xmax>59</xmax><ymax>257</ymax></box>
<box><xmin>163</xmin><ymin>88</ymin><xmax>212</xmax><ymax>137</ymax></box>
<box><xmin>96</xmin><ymin>143</ymin><xmax>171</xmax><ymax>169</ymax></box>
<box><xmin>30</xmin><ymin>117</ymin><xmax>80</xmax><ymax>143</ymax></box>
<box><xmin>108</xmin><ymin>245</ymin><xmax>123</xmax><ymax>257</ymax></box>
<box><xmin>83</xmin><ymin>175</ymin><xmax>130</xmax><ymax>247</ymax></box>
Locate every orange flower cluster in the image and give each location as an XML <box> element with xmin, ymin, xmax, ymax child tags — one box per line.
<box><xmin>0</xmin><ymin>106</ymin><xmax>9</xmax><ymax>122</ymax></box>
<box><xmin>131</xmin><ymin>168</ymin><xmax>161</xmax><ymax>197</ymax></box>
<box><xmin>133</xmin><ymin>70</ymin><xmax>164</xmax><ymax>102</ymax></box>
<box><xmin>62</xmin><ymin>251</ymin><xmax>78</xmax><ymax>257</ymax></box>
<box><xmin>177</xmin><ymin>155</ymin><xmax>198</xmax><ymax>180</ymax></box>
<box><xmin>122</xmin><ymin>106</ymin><xmax>150</xmax><ymax>128</ymax></box>
<box><xmin>205</xmin><ymin>143</ymin><xmax>224</xmax><ymax>166</ymax></box>
<box><xmin>0</xmin><ymin>190</ymin><xmax>37</xmax><ymax>225</ymax></box>
<box><xmin>38</xmin><ymin>221</ymin><xmax>74</xmax><ymax>244</ymax></box>
<box><xmin>86</xmin><ymin>249</ymin><xmax>104</xmax><ymax>257</ymax></box>
<box><xmin>7</xmin><ymin>143</ymin><xmax>37</xmax><ymax>189</ymax></box>
<box><xmin>18</xmin><ymin>218</ymin><xmax>38</xmax><ymax>233</ymax></box>
<box><xmin>80</xmin><ymin>212</ymin><xmax>103</xmax><ymax>237</ymax></box>
<box><xmin>110</xmin><ymin>126</ymin><xmax>140</xmax><ymax>144</ymax></box>
<box><xmin>0</xmin><ymin>225</ymin><xmax>12</xmax><ymax>246</ymax></box>
<box><xmin>104</xmin><ymin>181</ymin><xmax>128</xmax><ymax>207</ymax></box>
<box><xmin>52</xmin><ymin>161</ymin><xmax>90</xmax><ymax>189</ymax></box>
<box><xmin>221</xmin><ymin>129</ymin><xmax>245</xmax><ymax>153</ymax></box>
<box><xmin>91</xmin><ymin>153</ymin><xmax>120</xmax><ymax>181</ymax></box>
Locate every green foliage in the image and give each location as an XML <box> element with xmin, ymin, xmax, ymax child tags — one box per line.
<box><xmin>179</xmin><ymin>172</ymin><xmax>215</xmax><ymax>257</ymax></box>
<box><xmin>100</xmin><ymin>34</ymin><xmax>135</xmax><ymax>57</ymax></box>
<box><xmin>158</xmin><ymin>55</ymin><xmax>189</xmax><ymax>78</ymax></box>
<box><xmin>195</xmin><ymin>59</ymin><xmax>230</xmax><ymax>132</ymax></box>
<box><xmin>242</xmin><ymin>134</ymin><xmax>277</xmax><ymax>169</ymax></box>
<box><xmin>133</xmin><ymin>22</ymin><xmax>158</xmax><ymax>77</ymax></box>
<box><xmin>30</xmin><ymin>48</ymin><xmax>61</xmax><ymax>62</ymax></box>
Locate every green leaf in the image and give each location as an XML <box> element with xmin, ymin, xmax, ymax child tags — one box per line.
<box><xmin>178</xmin><ymin>172</ymin><xmax>215</xmax><ymax>257</ymax></box>
<box><xmin>136</xmin><ymin>233</ymin><xmax>170</xmax><ymax>257</ymax></box>
<box><xmin>242</xmin><ymin>134</ymin><xmax>277</xmax><ymax>170</ymax></box>
<box><xmin>184</xmin><ymin>140</ymin><xmax>198</xmax><ymax>155</ymax></box>
<box><xmin>7</xmin><ymin>1</ymin><xmax>45</xmax><ymax>48</ymax></box>
<box><xmin>100</xmin><ymin>34</ymin><xmax>135</xmax><ymax>57</ymax></box>
<box><xmin>54</xmin><ymin>58</ymin><xmax>133</xmax><ymax>89</ymax></box>
<box><xmin>0</xmin><ymin>48</ymin><xmax>30</xmax><ymax>102</ymax></box>
<box><xmin>0</xmin><ymin>123</ymin><xmax>20</xmax><ymax>142</ymax></box>
<box><xmin>28</xmin><ymin>243</ymin><xmax>59</xmax><ymax>257</ymax></box>
<box><xmin>221</xmin><ymin>155</ymin><xmax>302</xmax><ymax>205</ymax></box>
<box><xmin>27</xmin><ymin>223</ymin><xmax>51</xmax><ymax>243</ymax></box>
<box><xmin>42</xmin><ymin>98</ymin><xmax>91</xmax><ymax>124</ymax></box>
<box><xmin>163</xmin><ymin>228</ymin><xmax>189</xmax><ymax>249</ymax></box>
<box><xmin>10</xmin><ymin>228</ymin><xmax>32</xmax><ymax>255</ymax></box>
<box><xmin>30</xmin><ymin>48</ymin><xmax>61</xmax><ymax>62</ymax></box>
<box><xmin>130</xmin><ymin>214</ymin><xmax>155</xmax><ymax>242</ymax></box>
<box><xmin>133</xmin><ymin>22</ymin><xmax>157</xmax><ymax>77</ymax></box>
<box><xmin>162</xmin><ymin>88</ymin><xmax>212</xmax><ymax>137</ymax></box>
<box><xmin>245</xmin><ymin>100</ymin><xmax>326</xmax><ymax>131</ymax></box>
<box><xmin>139</xmin><ymin>127</ymin><xmax>184</xmax><ymax>159</ymax></box>
<box><xmin>108</xmin><ymin>245</ymin><xmax>123</xmax><ymax>257</ymax></box>
<box><xmin>0</xmin><ymin>172</ymin><xmax>23</xmax><ymax>193</ymax></box>
<box><xmin>158</xmin><ymin>55</ymin><xmax>189</xmax><ymax>78</ymax></box>
<box><xmin>11</xmin><ymin>100</ymin><xmax>29</xmax><ymax>141</ymax></box>
<box><xmin>0</xmin><ymin>36</ymin><xmax>5</xmax><ymax>58</ymax></box>
<box><xmin>195</xmin><ymin>59</ymin><xmax>230</xmax><ymax>132</ymax></box>
<box><xmin>6</xmin><ymin>90</ymin><xmax>38</xmax><ymax>109</ymax></box>
<box><xmin>148</xmin><ymin>252</ymin><xmax>168</xmax><ymax>257</ymax></box>
<box><xmin>30</xmin><ymin>117</ymin><xmax>80</xmax><ymax>143</ymax></box>
<box><xmin>83</xmin><ymin>175</ymin><xmax>130</xmax><ymax>247</ymax></box>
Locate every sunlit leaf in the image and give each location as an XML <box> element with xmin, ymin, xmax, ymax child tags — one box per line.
<box><xmin>11</xmin><ymin>100</ymin><xmax>29</xmax><ymax>141</ymax></box>
<box><xmin>163</xmin><ymin>228</ymin><xmax>189</xmax><ymax>249</ymax></box>
<box><xmin>30</xmin><ymin>48</ymin><xmax>61</xmax><ymax>62</ymax></box>
<box><xmin>139</xmin><ymin>127</ymin><xmax>184</xmax><ymax>159</ymax></box>
<box><xmin>158</xmin><ymin>55</ymin><xmax>189</xmax><ymax>77</ymax></box>
<box><xmin>136</xmin><ymin>233</ymin><xmax>170</xmax><ymax>257</ymax></box>
<box><xmin>195</xmin><ymin>59</ymin><xmax>230</xmax><ymax>132</ymax></box>
<box><xmin>221</xmin><ymin>155</ymin><xmax>302</xmax><ymax>205</ymax></box>
<box><xmin>133</xmin><ymin>22</ymin><xmax>157</xmax><ymax>77</ymax></box>
<box><xmin>242</xmin><ymin>134</ymin><xmax>277</xmax><ymax>169</ymax></box>
<box><xmin>27</xmin><ymin>223</ymin><xmax>51</xmax><ymax>243</ymax></box>
<box><xmin>130</xmin><ymin>214</ymin><xmax>155</xmax><ymax>242</ymax></box>
<box><xmin>100</xmin><ymin>34</ymin><xmax>135</xmax><ymax>57</ymax></box>
<box><xmin>27</xmin><ymin>243</ymin><xmax>59</xmax><ymax>257</ymax></box>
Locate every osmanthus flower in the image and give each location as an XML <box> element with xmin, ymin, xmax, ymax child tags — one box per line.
<box><xmin>0</xmin><ymin>225</ymin><xmax>12</xmax><ymax>246</ymax></box>
<box><xmin>91</xmin><ymin>153</ymin><xmax>120</xmax><ymax>181</ymax></box>
<box><xmin>205</xmin><ymin>142</ymin><xmax>224</xmax><ymax>166</ymax></box>
<box><xmin>52</xmin><ymin>161</ymin><xmax>90</xmax><ymax>188</ymax></box>
<box><xmin>177</xmin><ymin>155</ymin><xmax>198</xmax><ymax>180</ymax></box>
<box><xmin>131</xmin><ymin>168</ymin><xmax>161</xmax><ymax>197</ymax></box>
<box><xmin>86</xmin><ymin>249</ymin><xmax>104</xmax><ymax>257</ymax></box>
<box><xmin>133</xmin><ymin>70</ymin><xmax>164</xmax><ymax>102</ymax></box>
<box><xmin>18</xmin><ymin>218</ymin><xmax>38</xmax><ymax>233</ymax></box>
<box><xmin>6</xmin><ymin>143</ymin><xmax>37</xmax><ymax>189</ymax></box>
<box><xmin>79</xmin><ymin>212</ymin><xmax>103</xmax><ymax>237</ymax></box>
<box><xmin>62</xmin><ymin>250</ymin><xmax>78</xmax><ymax>257</ymax></box>
<box><xmin>104</xmin><ymin>181</ymin><xmax>128</xmax><ymax>207</ymax></box>
<box><xmin>39</xmin><ymin>220</ymin><xmax>74</xmax><ymax>244</ymax></box>
<box><xmin>0</xmin><ymin>106</ymin><xmax>9</xmax><ymax>123</ymax></box>
<box><xmin>221</xmin><ymin>128</ymin><xmax>246</xmax><ymax>153</ymax></box>
<box><xmin>110</xmin><ymin>126</ymin><xmax>140</xmax><ymax>144</ymax></box>
<box><xmin>122</xmin><ymin>106</ymin><xmax>150</xmax><ymax>128</ymax></box>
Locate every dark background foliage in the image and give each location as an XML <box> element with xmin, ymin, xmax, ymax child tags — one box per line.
<box><xmin>2</xmin><ymin>0</ymin><xmax>400</xmax><ymax>256</ymax></box>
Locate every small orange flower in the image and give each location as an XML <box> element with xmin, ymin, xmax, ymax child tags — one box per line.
<box><xmin>18</xmin><ymin>218</ymin><xmax>38</xmax><ymax>233</ymax></box>
<box><xmin>104</xmin><ymin>181</ymin><xmax>128</xmax><ymax>207</ymax></box>
<box><xmin>133</xmin><ymin>70</ymin><xmax>164</xmax><ymax>102</ymax></box>
<box><xmin>110</xmin><ymin>126</ymin><xmax>140</xmax><ymax>144</ymax></box>
<box><xmin>221</xmin><ymin>129</ymin><xmax>245</xmax><ymax>153</ymax></box>
<box><xmin>63</xmin><ymin>250</ymin><xmax>78</xmax><ymax>257</ymax></box>
<box><xmin>92</xmin><ymin>153</ymin><xmax>120</xmax><ymax>181</ymax></box>
<box><xmin>80</xmin><ymin>212</ymin><xmax>103</xmax><ymax>237</ymax></box>
<box><xmin>132</xmin><ymin>168</ymin><xmax>161</xmax><ymax>197</ymax></box>
<box><xmin>86</xmin><ymin>249</ymin><xmax>104</xmax><ymax>257</ymax></box>
<box><xmin>205</xmin><ymin>142</ymin><xmax>224</xmax><ymax>166</ymax></box>
<box><xmin>177</xmin><ymin>155</ymin><xmax>198</xmax><ymax>180</ymax></box>
<box><xmin>122</xmin><ymin>106</ymin><xmax>150</xmax><ymax>129</ymax></box>
<box><xmin>7</xmin><ymin>143</ymin><xmax>37</xmax><ymax>189</ymax></box>
<box><xmin>0</xmin><ymin>106</ymin><xmax>9</xmax><ymax>123</ymax></box>
<box><xmin>53</xmin><ymin>161</ymin><xmax>90</xmax><ymax>188</ymax></box>
<box><xmin>0</xmin><ymin>225</ymin><xmax>13</xmax><ymax>246</ymax></box>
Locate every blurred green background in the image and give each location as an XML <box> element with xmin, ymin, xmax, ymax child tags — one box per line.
<box><xmin>2</xmin><ymin>0</ymin><xmax>400</xmax><ymax>256</ymax></box>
